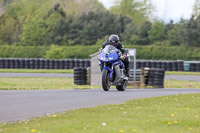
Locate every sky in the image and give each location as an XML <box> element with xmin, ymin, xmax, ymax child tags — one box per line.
<box><xmin>98</xmin><ymin>0</ymin><xmax>196</xmax><ymax>22</ymax></box>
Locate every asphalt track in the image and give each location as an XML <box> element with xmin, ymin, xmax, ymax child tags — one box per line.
<box><xmin>0</xmin><ymin>88</ymin><xmax>200</xmax><ymax>123</ymax></box>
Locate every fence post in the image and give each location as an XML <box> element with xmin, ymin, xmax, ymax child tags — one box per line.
<box><xmin>140</xmin><ymin>67</ymin><xmax>145</xmax><ymax>88</ymax></box>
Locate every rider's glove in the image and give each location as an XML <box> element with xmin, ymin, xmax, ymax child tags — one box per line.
<box><xmin>121</xmin><ymin>54</ymin><xmax>127</xmax><ymax>60</ymax></box>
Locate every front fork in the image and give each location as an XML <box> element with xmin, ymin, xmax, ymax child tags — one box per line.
<box><xmin>99</xmin><ymin>61</ymin><xmax>114</xmax><ymax>79</ymax></box>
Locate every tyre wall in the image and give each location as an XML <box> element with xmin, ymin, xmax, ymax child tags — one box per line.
<box><xmin>0</xmin><ymin>58</ymin><xmax>91</xmax><ymax>69</ymax></box>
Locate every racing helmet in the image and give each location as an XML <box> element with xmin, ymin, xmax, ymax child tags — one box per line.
<box><xmin>109</xmin><ymin>34</ymin><xmax>119</xmax><ymax>47</ymax></box>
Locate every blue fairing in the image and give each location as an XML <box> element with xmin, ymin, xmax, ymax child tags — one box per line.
<box><xmin>98</xmin><ymin>50</ymin><xmax>119</xmax><ymax>62</ymax></box>
<box><xmin>104</xmin><ymin>67</ymin><xmax>113</xmax><ymax>79</ymax></box>
<box><xmin>98</xmin><ymin>45</ymin><xmax>124</xmax><ymax>79</ymax></box>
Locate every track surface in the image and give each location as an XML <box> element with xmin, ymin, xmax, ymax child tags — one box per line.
<box><xmin>0</xmin><ymin>89</ymin><xmax>200</xmax><ymax>123</ymax></box>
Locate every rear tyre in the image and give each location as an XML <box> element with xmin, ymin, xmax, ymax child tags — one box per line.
<box><xmin>102</xmin><ymin>69</ymin><xmax>111</xmax><ymax>91</ymax></box>
<box><xmin>116</xmin><ymin>81</ymin><xmax>127</xmax><ymax>91</ymax></box>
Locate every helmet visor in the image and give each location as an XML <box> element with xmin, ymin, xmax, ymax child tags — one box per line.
<box><xmin>109</xmin><ymin>41</ymin><xmax>118</xmax><ymax>47</ymax></box>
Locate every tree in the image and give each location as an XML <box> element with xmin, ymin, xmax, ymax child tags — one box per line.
<box><xmin>148</xmin><ymin>21</ymin><xmax>165</xmax><ymax>43</ymax></box>
<box><xmin>110</xmin><ymin>0</ymin><xmax>155</xmax><ymax>25</ymax></box>
<box><xmin>193</xmin><ymin>0</ymin><xmax>200</xmax><ymax>17</ymax></box>
<box><xmin>130</xmin><ymin>21</ymin><xmax>152</xmax><ymax>45</ymax></box>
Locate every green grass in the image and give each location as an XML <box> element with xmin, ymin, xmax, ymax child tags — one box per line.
<box><xmin>1</xmin><ymin>69</ymin><xmax>200</xmax><ymax>76</ymax></box>
<box><xmin>166</xmin><ymin>71</ymin><xmax>200</xmax><ymax>75</ymax></box>
<box><xmin>165</xmin><ymin>80</ymin><xmax>200</xmax><ymax>89</ymax></box>
<box><xmin>1</xmin><ymin>94</ymin><xmax>200</xmax><ymax>133</ymax></box>
<box><xmin>0</xmin><ymin>77</ymin><xmax>101</xmax><ymax>90</ymax></box>
<box><xmin>0</xmin><ymin>69</ymin><xmax>73</xmax><ymax>73</ymax></box>
<box><xmin>0</xmin><ymin>77</ymin><xmax>200</xmax><ymax>90</ymax></box>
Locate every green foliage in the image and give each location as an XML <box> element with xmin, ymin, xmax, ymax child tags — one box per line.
<box><xmin>148</xmin><ymin>21</ymin><xmax>165</xmax><ymax>43</ymax></box>
<box><xmin>110</xmin><ymin>0</ymin><xmax>155</xmax><ymax>26</ymax></box>
<box><xmin>193</xmin><ymin>0</ymin><xmax>200</xmax><ymax>17</ymax></box>
<box><xmin>130</xmin><ymin>21</ymin><xmax>152</xmax><ymax>45</ymax></box>
<box><xmin>0</xmin><ymin>45</ymin><xmax>48</xmax><ymax>58</ymax></box>
<box><xmin>1</xmin><ymin>45</ymin><xmax>200</xmax><ymax>60</ymax></box>
<box><xmin>44</xmin><ymin>45</ymin><xmax>65</xmax><ymax>59</ymax></box>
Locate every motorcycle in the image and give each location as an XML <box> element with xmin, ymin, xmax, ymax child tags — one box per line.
<box><xmin>98</xmin><ymin>45</ymin><xmax>129</xmax><ymax>91</ymax></box>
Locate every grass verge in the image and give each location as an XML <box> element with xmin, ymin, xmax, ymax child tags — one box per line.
<box><xmin>0</xmin><ymin>77</ymin><xmax>200</xmax><ymax>90</ymax></box>
<box><xmin>0</xmin><ymin>69</ymin><xmax>73</xmax><ymax>74</ymax></box>
<box><xmin>166</xmin><ymin>71</ymin><xmax>200</xmax><ymax>75</ymax></box>
<box><xmin>0</xmin><ymin>77</ymin><xmax>100</xmax><ymax>90</ymax></box>
<box><xmin>1</xmin><ymin>94</ymin><xmax>200</xmax><ymax>133</ymax></box>
<box><xmin>165</xmin><ymin>79</ymin><xmax>200</xmax><ymax>89</ymax></box>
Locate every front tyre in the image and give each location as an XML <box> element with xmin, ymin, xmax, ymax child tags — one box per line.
<box><xmin>102</xmin><ymin>69</ymin><xmax>111</xmax><ymax>91</ymax></box>
<box><xmin>116</xmin><ymin>81</ymin><xmax>127</xmax><ymax>91</ymax></box>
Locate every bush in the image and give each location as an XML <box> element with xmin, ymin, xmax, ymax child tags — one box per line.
<box><xmin>44</xmin><ymin>45</ymin><xmax>65</xmax><ymax>59</ymax></box>
<box><xmin>0</xmin><ymin>45</ymin><xmax>48</xmax><ymax>58</ymax></box>
<box><xmin>0</xmin><ymin>45</ymin><xmax>200</xmax><ymax>60</ymax></box>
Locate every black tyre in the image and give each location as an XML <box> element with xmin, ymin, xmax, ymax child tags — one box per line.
<box><xmin>116</xmin><ymin>81</ymin><xmax>127</xmax><ymax>91</ymax></box>
<box><xmin>102</xmin><ymin>69</ymin><xmax>111</xmax><ymax>91</ymax></box>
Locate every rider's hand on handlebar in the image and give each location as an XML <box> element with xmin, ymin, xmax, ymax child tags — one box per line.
<box><xmin>121</xmin><ymin>54</ymin><xmax>127</xmax><ymax>60</ymax></box>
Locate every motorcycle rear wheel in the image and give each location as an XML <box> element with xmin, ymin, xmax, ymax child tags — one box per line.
<box><xmin>116</xmin><ymin>81</ymin><xmax>127</xmax><ymax>91</ymax></box>
<box><xmin>102</xmin><ymin>69</ymin><xmax>111</xmax><ymax>91</ymax></box>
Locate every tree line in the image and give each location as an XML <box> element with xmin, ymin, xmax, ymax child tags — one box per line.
<box><xmin>0</xmin><ymin>0</ymin><xmax>200</xmax><ymax>47</ymax></box>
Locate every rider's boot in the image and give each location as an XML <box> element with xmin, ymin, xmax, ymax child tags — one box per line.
<box><xmin>126</xmin><ymin>68</ymin><xmax>130</xmax><ymax>77</ymax></box>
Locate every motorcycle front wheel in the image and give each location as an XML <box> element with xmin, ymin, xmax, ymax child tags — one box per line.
<box><xmin>102</xmin><ymin>69</ymin><xmax>111</xmax><ymax>91</ymax></box>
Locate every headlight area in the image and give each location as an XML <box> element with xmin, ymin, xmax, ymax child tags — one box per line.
<box><xmin>106</xmin><ymin>56</ymin><xmax>113</xmax><ymax>61</ymax></box>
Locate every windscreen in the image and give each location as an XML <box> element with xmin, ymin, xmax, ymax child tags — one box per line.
<box><xmin>103</xmin><ymin>45</ymin><xmax>117</xmax><ymax>53</ymax></box>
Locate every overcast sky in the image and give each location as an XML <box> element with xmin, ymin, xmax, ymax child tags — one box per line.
<box><xmin>98</xmin><ymin>0</ymin><xmax>196</xmax><ymax>22</ymax></box>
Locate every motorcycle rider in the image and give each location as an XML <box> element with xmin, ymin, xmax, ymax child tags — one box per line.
<box><xmin>100</xmin><ymin>34</ymin><xmax>129</xmax><ymax>76</ymax></box>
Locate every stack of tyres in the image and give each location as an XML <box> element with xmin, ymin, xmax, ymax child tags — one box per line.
<box><xmin>24</xmin><ymin>59</ymin><xmax>30</xmax><ymax>69</ymax></box>
<box><xmin>49</xmin><ymin>60</ymin><xmax>54</xmax><ymax>69</ymax></box>
<box><xmin>147</xmin><ymin>68</ymin><xmax>156</xmax><ymax>86</ymax></box>
<box><xmin>34</xmin><ymin>59</ymin><xmax>40</xmax><ymax>69</ymax></box>
<box><xmin>190</xmin><ymin>63</ymin><xmax>196</xmax><ymax>72</ymax></box>
<box><xmin>84</xmin><ymin>59</ymin><xmax>90</xmax><ymax>68</ymax></box>
<box><xmin>156</xmin><ymin>61</ymin><xmax>161</xmax><ymax>69</ymax></box>
<box><xmin>74</xmin><ymin>67</ymin><xmax>87</xmax><ymax>85</ymax></box>
<box><xmin>44</xmin><ymin>59</ymin><xmax>49</xmax><ymax>69</ymax></box>
<box><xmin>136</xmin><ymin>61</ymin><xmax>141</xmax><ymax>69</ymax></box>
<box><xmin>161</xmin><ymin>61</ymin><xmax>167</xmax><ymax>71</ymax></box>
<box><xmin>39</xmin><ymin>59</ymin><xmax>45</xmax><ymax>69</ymax></box>
<box><xmin>69</xmin><ymin>59</ymin><xmax>74</xmax><ymax>69</ymax></box>
<box><xmin>0</xmin><ymin>58</ymin><xmax>5</xmax><ymax>68</ymax></box>
<box><xmin>15</xmin><ymin>59</ymin><xmax>20</xmax><ymax>69</ymax></box>
<box><xmin>141</xmin><ymin>61</ymin><xmax>146</xmax><ymax>68</ymax></box>
<box><xmin>5</xmin><ymin>58</ymin><xmax>10</xmax><ymax>69</ymax></box>
<box><xmin>177</xmin><ymin>60</ymin><xmax>184</xmax><ymax>71</ymax></box>
<box><xmin>147</xmin><ymin>68</ymin><xmax>165</xmax><ymax>88</ymax></box>
<box><xmin>74</xmin><ymin>60</ymin><xmax>80</xmax><ymax>68</ymax></box>
<box><xmin>195</xmin><ymin>63</ymin><xmax>200</xmax><ymax>72</ymax></box>
<box><xmin>59</xmin><ymin>60</ymin><xmax>64</xmax><ymax>69</ymax></box>
<box><xmin>64</xmin><ymin>59</ymin><xmax>69</xmax><ymax>69</ymax></box>
<box><xmin>9</xmin><ymin>59</ymin><xmax>15</xmax><ymax>69</ymax></box>
<box><xmin>54</xmin><ymin>59</ymin><xmax>59</xmax><ymax>69</ymax></box>
<box><xmin>166</xmin><ymin>61</ymin><xmax>172</xmax><ymax>71</ymax></box>
<box><xmin>172</xmin><ymin>61</ymin><xmax>178</xmax><ymax>71</ymax></box>
<box><xmin>29</xmin><ymin>59</ymin><xmax>35</xmax><ymax>69</ymax></box>
<box><xmin>79</xmin><ymin>60</ymin><xmax>85</xmax><ymax>68</ymax></box>
<box><xmin>151</xmin><ymin>61</ymin><xmax>156</xmax><ymax>68</ymax></box>
<box><xmin>19</xmin><ymin>59</ymin><xmax>25</xmax><ymax>69</ymax></box>
<box><xmin>146</xmin><ymin>61</ymin><xmax>151</xmax><ymax>68</ymax></box>
<box><xmin>154</xmin><ymin>69</ymin><xmax>165</xmax><ymax>88</ymax></box>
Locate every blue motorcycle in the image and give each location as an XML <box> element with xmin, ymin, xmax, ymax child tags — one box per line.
<box><xmin>98</xmin><ymin>45</ymin><xmax>128</xmax><ymax>91</ymax></box>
